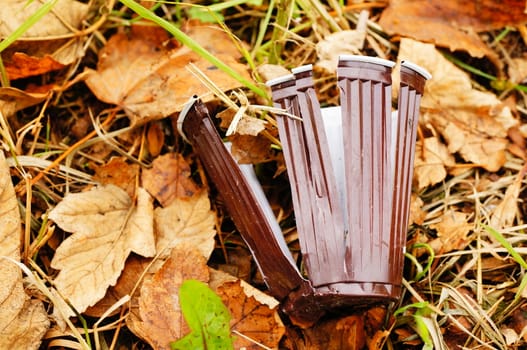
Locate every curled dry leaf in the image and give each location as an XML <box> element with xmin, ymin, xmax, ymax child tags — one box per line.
<box><xmin>49</xmin><ymin>185</ymin><xmax>156</xmax><ymax>317</ymax></box>
<box><xmin>154</xmin><ymin>190</ymin><xmax>216</xmax><ymax>260</ymax></box>
<box><xmin>0</xmin><ymin>87</ymin><xmax>50</xmax><ymax>118</ymax></box>
<box><xmin>316</xmin><ymin>11</ymin><xmax>368</xmax><ymax>72</ymax></box>
<box><xmin>228</xmin><ymin>133</ymin><xmax>275</xmax><ymax>164</ymax></box>
<box><xmin>490</xmin><ymin>170</ymin><xmax>524</xmax><ymax>230</ymax></box>
<box><xmin>127</xmin><ymin>246</ymin><xmax>210</xmax><ymax>350</ymax></box>
<box><xmin>0</xmin><ymin>152</ymin><xmax>49</xmax><ymax>349</ymax></box>
<box><xmin>142</xmin><ymin>152</ymin><xmax>200</xmax><ymax>207</ymax></box>
<box><xmin>85</xmin><ymin>24</ymin><xmax>253</xmax><ymax>124</ymax></box>
<box><xmin>0</xmin><ymin>0</ymin><xmax>89</xmax><ymax>79</ymax></box>
<box><xmin>397</xmin><ymin>38</ymin><xmax>518</xmax><ymax>172</ymax></box>
<box><xmin>429</xmin><ymin>210</ymin><xmax>472</xmax><ymax>254</ymax></box>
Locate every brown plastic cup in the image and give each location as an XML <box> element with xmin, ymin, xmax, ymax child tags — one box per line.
<box><xmin>178</xmin><ymin>56</ymin><xmax>430</xmax><ymax>324</ymax></box>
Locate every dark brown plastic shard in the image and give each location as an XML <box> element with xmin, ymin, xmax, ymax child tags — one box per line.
<box><xmin>336</xmin><ymin>55</ymin><xmax>399</xmax><ymax>302</ymax></box>
<box><xmin>391</xmin><ymin>61</ymin><xmax>431</xmax><ymax>288</ymax></box>
<box><xmin>177</xmin><ymin>97</ymin><xmax>308</xmax><ymax>300</ymax></box>
<box><xmin>291</xmin><ymin>65</ymin><xmax>345</xmax><ymax>287</ymax></box>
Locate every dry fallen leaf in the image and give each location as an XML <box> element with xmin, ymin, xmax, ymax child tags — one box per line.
<box><xmin>316</xmin><ymin>11</ymin><xmax>368</xmax><ymax>72</ymax></box>
<box><xmin>85</xmin><ymin>24</ymin><xmax>253</xmax><ymax>124</ymax></box>
<box><xmin>285</xmin><ymin>315</ymin><xmax>366</xmax><ymax>350</ymax></box>
<box><xmin>142</xmin><ymin>152</ymin><xmax>200</xmax><ymax>207</ymax></box>
<box><xmin>380</xmin><ymin>0</ymin><xmax>527</xmax><ymax>63</ymax></box>
<box><xmin>0</xmin><ymin>0</ymin><xmax>88</xmax><ymax>79</ymax></box>
<box><xmin>409</xmin><ymin>194</ymin><xmax>426</xmax><ymax>226</ymax></box>
<box><xmin>0</xmin><ymin>87</ymin><xmax>50</xmax><ymax>118</ymax></box>
<box><xmin>216</xmin><ymin>280</ymin><xmax>285</xmax><ymax>350</ymax></box>
<box><xmin>429</xmin><ymin>210</ymin><xmax>472</xmax><ymax>254</ymax></box>
<box><xmin>414</xmin><ymin>136</ymin><xmax>456</xmax><ymax>189</ymax></box>
<box><xmin>228</xmin><ymin>133</ymin><xmax>275</xmax><ymax>164</ymax></box>
<box><xmin>0</xmin><ymin>152</ymin><xmax>49</xmax><ymax>349</ymax></box>
<box><xmin>397</xmin><ymin>38</ymin><xmax>518</xmax><ymax>172</ymax></box>
<box><xmin>257</xmin><ymin>63</ymin><xmax>291</xmax><ymax>82</ymax></box>
<box><xmin>127</xmin><ymin>246</ymin><xmax>210</xmax><ymax>350</ymax></box>
<box><xmin>49</xmin><ymin>185</ymin><xmax>156</xmax><ymax>317</ymax></box>
<box><xmin>508</xmin><ymin>58</ymin><xmax>527</xmax><ymax>84</ymax></box>
<box><xmin>93</xmin><ymin>157</ymin><xmax>140</xmax><ymax>199</ymax></box>
<box><xmin>84</xmin><ymin>255</ymin><xmax>152</xmax><ymax>318</ymax></box>
<box><xmin>490</xmin><ymin>170</ymin><xmax>524</xmax><ymax>229</ymax></box>
<box><xmin>154</xmin><ymin>190</ymin><xmax>216</xmax><ymax>260</ymax></box>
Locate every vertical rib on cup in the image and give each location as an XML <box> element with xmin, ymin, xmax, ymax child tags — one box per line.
<box><xmin>336</xmin><ymin>55</ymin><xmax>398</xmax><ymax>301</ymax></box>
<box><xmin>266</xmin><ymin>73</ymin><xmax>321</xmax><ymax>282</ymax></box>
<box><xmin>391</xmin><ymin>61</ymin><xmax>431</xmax><ymax>291</ymax></box>
<box><xmin>290</xmin><ymin>65</ymin><xmax>345</xmax><ymax>286</ymax></box>
<box><xmin>177</xmin><ymin>97</ymin><xmax>308</xmax><ymax>300</ymax></box>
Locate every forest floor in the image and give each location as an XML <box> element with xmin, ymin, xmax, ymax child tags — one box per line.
<box><xmin>2</xmin><ymin>0</ymin><xmax>527</xmax><ymax>349</ymax></box>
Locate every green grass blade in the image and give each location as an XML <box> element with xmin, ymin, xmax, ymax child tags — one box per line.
<box><xmin>120</xmin><ymin>0</ymin><xmax>267</xmax><ymax>98</ymax></box>
<box><xmin>483</xmin><ymin>224</ymin><xmax>527</xmax><ymax>269</ymax></box>
<box><xmin>0</xmin><ymin>0</ymin><xmax>58</xmax><ymax>53</ymax></box>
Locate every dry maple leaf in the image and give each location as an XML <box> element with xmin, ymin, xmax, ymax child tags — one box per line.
<box><xmin>0</xmin><ymin>152</ymin><xmax>49</xmax><ymax>349</ymax></box>
<box><xmin>49</xmin><ymin>185</ymin><xmax>156</xmax><ymax>317</ymax></box>
<box><xmin>414</xmin><ymin>136</ymin><xmax>456</xmax><ymax>189</ymax></box>
<box><xmin>93</xmin><ymin>157</ymin><xmax>140</xmax><ymax>199</ymax></box>
<box><xmin>154</xmin><ymin>190</ymin><xmax>216</xmax><ymax>260</ymax></box>
<box><xmin>127</xmin><ymin>246</ymin><xmax>210</xmax><ymax>350</ymax></box>
<box><xmin>142</xmin><ymin>153</ymin><xmax>200</xmax><ymax>207</ymax></box>
<box><xmin>85</xmin><ymin>24</ymin><xmax>253</xmax><ymax>124</ymax></box>
<box><xmin>397</xmin><ymin>38</ymin><xmax>518</xmax><ymax>172</ymax></box>
<box><xmin>429</xmin><ymin>210</ymin><xmax>472</xmax><ymax>254</ymax></box>
<box><xmin>216</xmin><ymin>279</ymin><xmax>285</xmax><ymax>350</ymax></box>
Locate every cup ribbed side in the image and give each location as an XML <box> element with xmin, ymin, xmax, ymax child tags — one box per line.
<box><xmin>292</xmin><ymin>66</ymin><xmax>346</xmax><ymax>286</ymax></box>
<box><xmin>268</xmin><ymin>76</ymin><xmax>322</xmax><ymax>280</ymax></box>
<box><xmin>337</xmin><ymin>56</ymin><xmax>395</xmax><ymax>286</ymax></box>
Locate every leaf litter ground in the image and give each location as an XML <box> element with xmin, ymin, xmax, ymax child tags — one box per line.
<box><xmin>3</xmin><ymin>0</ymin><xmax>527</xmax><ymax>349</ymax></box>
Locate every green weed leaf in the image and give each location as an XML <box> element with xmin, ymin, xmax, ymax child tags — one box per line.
<box><xmin>170</xmin><ymin>280</ymin><xmax>234</xmax><ymax>350</ymax></box>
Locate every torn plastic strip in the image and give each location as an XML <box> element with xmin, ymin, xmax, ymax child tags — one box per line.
<box><xmin>391</xmin><ymin>60</ymin><xmax>431</xmax><ymax>288</ymax></box>
<box><xmin>177</xmin><ymin>97</ymin><xmax>308</xmax><ymax>300</ymax></box>
<box><xmin>266</xmin><ymin>74</ymin><xmax>320</xmax><ymax>280</ymax></box>
<box><xmin>290</xmin><ymin>64</ymin><xmax>346</xmax><ymax>286</ymax></box>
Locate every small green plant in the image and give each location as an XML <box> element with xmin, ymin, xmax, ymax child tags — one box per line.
<box><xmin>171</xmin><ymin>280</ymin><xmax>234</xmax><ymax>350</ymax></box>
<box><xmin>394</xmin><ymin>302</ymin><xmax>438</xmax><ymax>350</ymax></box>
